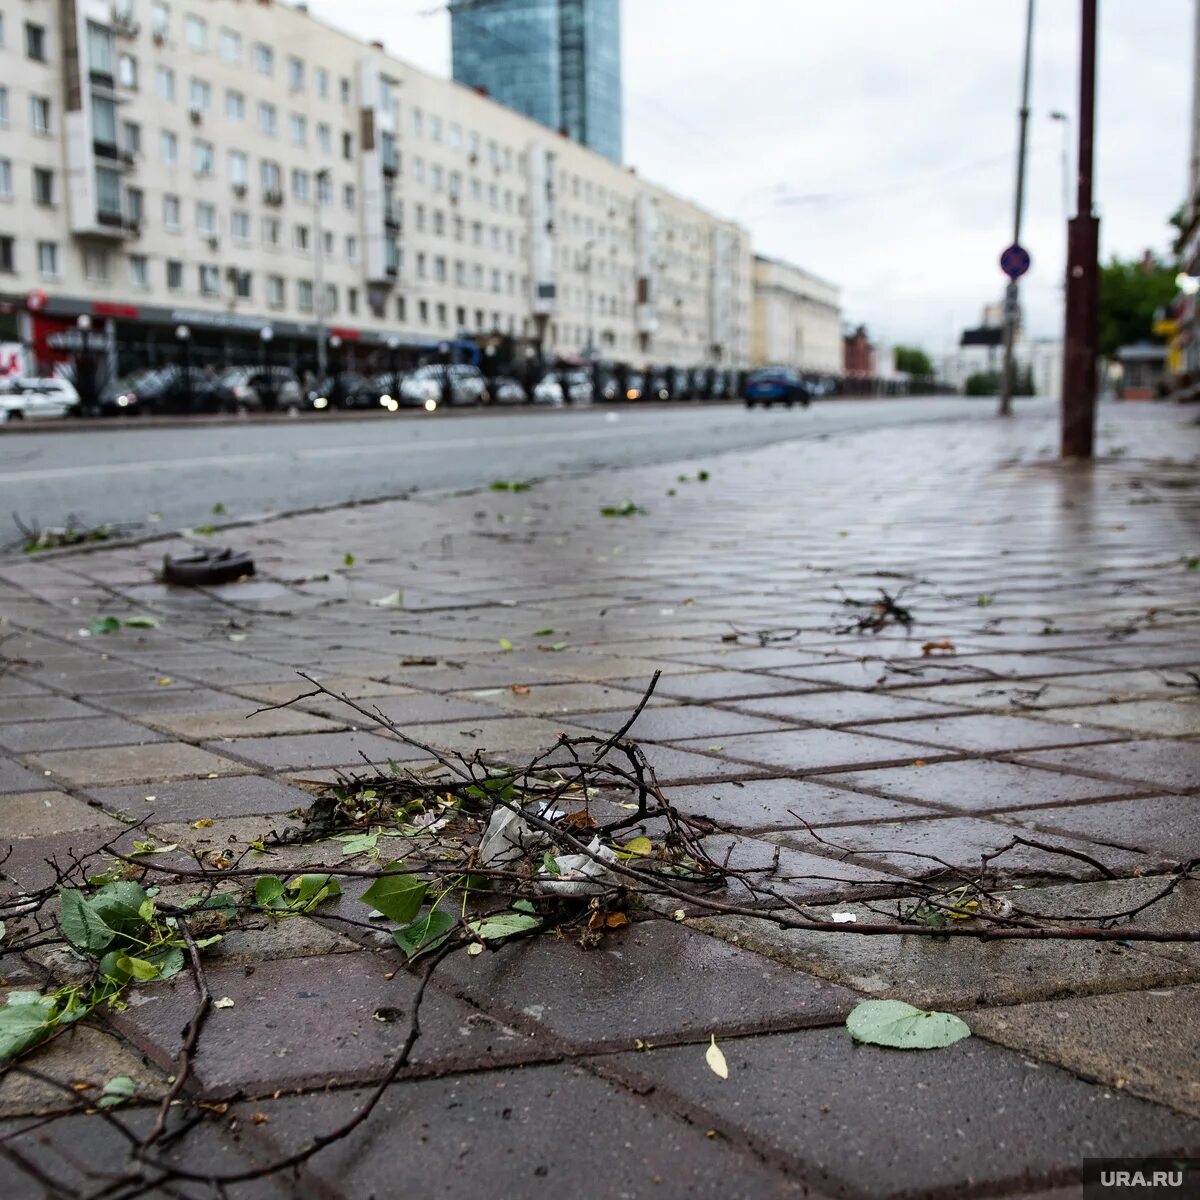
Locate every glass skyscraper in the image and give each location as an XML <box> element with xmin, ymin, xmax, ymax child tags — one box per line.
<box><xmin>450</xmin><ymin>0</ymin><xmax>623</xmax><ymax>163</ymax></box>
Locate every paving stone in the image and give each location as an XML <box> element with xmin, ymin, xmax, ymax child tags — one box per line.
<box><xmin>666</xmin><ymin>777</ymin><xmax>933</xmax><ymax>829</ymax></box>
<box><xmin>0</xmin><ymin>716</ymin><xmax>167</xmax><ymax>754</ymax></box>
<box><xmin>0</xmin><ymin>1011</ymin><xmax>166</xmax><ymax>1117</ymax></box>
<box><xmin>818</xmin><ymin>759</ymin><xmax>1140</xmax><ymax>815</ymax></box>
<box><xmin>900</xmin><ymin>679</ymin><xmax>1108</xmax><ymax>712</ymax></box>
<box><xmin>729</xmin><ymin>690</ymin><xmax>967</xmax><ymax>725</ymax></box>
<box><xmin>605</xmin><ymin>1028</ymin><xmax>1200</xmax><ymax>1198</ymax></box>
<box><xmin>611</xmin><ymin>670</ymin><xmax>816</xmax><ymax>702</ymax></box>
<box><xmin>40</xmin><ymin>664</ymin><xmax>179</xmax><ymax>694</ymax></box>
<box><xmin>233</xmin><ymin>677</ymin><xmax>414</xmax><ymax>703</ymax></box>
<box><xmin>857</xmin><ymin>713</ymin><xmax>1119</xmax><ymax>754</ymax></box>
<box><xmin>770</xmin><ymin>817</ymin><xmax>1157</xmax><ymax>882</ymax></box>
<box><xmin>205</xmin><ymin>915</ymin><xmax>361</xmax><ymax>966</ymax></box>
<box><xmin>568</xmin><ymin>705</ymin><xmax>789</xmax><ymax>741</ymax></box>
<box><xmin>145</xmin><ymin>707</ymin><xmax>346</xmax><ymax>739</ymax></box>
<box><xmin>27</xmin><ymin>742</ymin><xmax>243</xmax><ymax>786</ymax></box>
<box><xmin>1017</xmin><ymin>740</ymin><xmax>1200</xmax><ymax>793</ymax></box>
<box><xmin>1037</xmin><ymin>699</ymin><xmax>1200</xmax><ymax>738</ymax></box>
<box><xmin>0</xmin><ymin>696</ymin><xmax>103</xmax><ymax>723</ymax></box>
<box><xmin>0</xmin><ymin>756</ymin><xmax>52</xmax><ymax>794</ymax></box>
<box><xmin>673</xmin><ymin>729</ymin><xmax>948</xmax><ymax>775</ymax></box>
<box><xmin>971</xmin><ymin>985</ymin><xmax>1200</xmax><ymax>1118</ymax></box>
<box><xmin>1000</xmin><ymin>794</ymin><xmax>1200</xmax><ymax>858</ymax></box>
<box><xmin>82</xmin><ymin>774</ymin><xmax>314</xmax><ymax>822</ymax></box>
<box><xmin>303</xmin><ymin>690</ymin><xmax>511</xmax><ymax>726</ymax></box>
<box><xmin>109</xmin><ymin>952</ymin><xmax>551</xmax><ymax>1096</ymax></box>
<box><xmin>98</xmin><ymin>686</ymin><xmax>264</xmax><ymax>716</ymax></box>
<box><xmin>203</xmin><ymin>730</ymin><xmax>419</xmax><ymax>771</ymax></box>
<box><xmin>440</xmin><ymin>921</ymin><xmax>857</xmax><ymax>1051</ymax></box>
<box><xmin>451</xmin><ymin>680</ymin><xmax>679</xmax><ymax>715</ymax></box>
<box><xmin>393</xmin><ymin>716</ymin><xmax>587</xmax><ymax>754</ymax></box>
<box><xmin>0</xmin><ymin>790</ymin><xmax>121</xmax><ymax>839</ymax></box>
<box><xmin>244</xmin><ymin>1064</ymin><xmax>807</xmax><ymax>1199</ymax></box>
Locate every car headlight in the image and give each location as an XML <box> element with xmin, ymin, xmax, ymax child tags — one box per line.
<box><xmin>626</xmin><ymin>389</ymin><xmax>640</xmax><ymax>400</ymax></box>
<box><xmin>385</xmin><ymin>398</ymin><xmax>399</xmax><ymax>412</ymax></box>
<box><xmin>380</xmin><ymin>394</ymin><xmax>392</xmax><ymax>406</ymax></box>
<box><xmin>424</xmin><ymin>398</ymin><xmax>437</xmax><ymax>412</ymax></box>
<box><xmin>313</xmin><ymin>396</ymin><xmax>329</xmax><ymax>409</ymax></box>
<box><xmin>116</xmin><ymin>395</ymin><xmax>131</xmax><ymax>407</ymax></box>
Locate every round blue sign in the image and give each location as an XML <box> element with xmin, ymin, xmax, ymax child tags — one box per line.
<box><xmin>1000</xmin><ymin>244</ymin><xmax>1031</xmax><ymax>280</ymax></box>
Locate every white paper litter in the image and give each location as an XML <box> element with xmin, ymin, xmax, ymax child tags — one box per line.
<box><xmin>478</xmin><ymin>807</ymin><xmax>544</xmax><ymax>868</ymax></box>
<box><xmin>535</xmin><ymin>837</ymin><xmax>621</xmax><ymax>897</ymax></box>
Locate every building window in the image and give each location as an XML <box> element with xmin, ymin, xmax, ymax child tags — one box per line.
<box><xmin>129</xmin><ymin>254</ymin><xmax>149</xmax><ymax>288</ymax></box>
<box><xmin>228</xmin><ymin>149</ymin><xmax>248</xmax><ymax>186</ymax></box>
<box><xmin>343</xmin><ymin>183</ymin><xmax>355</xmax><ymax>210</ymax></box>
<box><xmin>161</xmin><ymin>130</ymin><xmax>177</xmax><ymax>165</ymax></box>
<box><xmin>199</xmin><ymin>264</ymin><xmax>219</xmax><ymax>296</ymax></box>
<box><xmin>84</xmin><ymin>248</ymin><xmax>111</xmax><ymax>282</ymax></box>
<box><xmin>0</xmin><ymin>236</ymin><xmax>13</xmax><ymax>273</ymax></box>
<box><xmin>267</xmin><ymin>275</ymin><xmax>285</xmax><ymax>308</ymax></box>
<box><xmin>192</xmin><ymin>139</ymin><xmax>214</xmax><ymax>176</ymax></box>
<box><xmin>346</xmin><ymin>234</ymin><xmax>358</xmax><ymax>261</ymax></box>
<box><xmin>287</xmin><ymin>56</ymin><xmax>304</xmax><ymax>91</ymax></box>
<box><xmin>156</xmin><ymin>66</ymin><xmax>175</xmax><ymax>103</ymax></box>
<box><xmin>297</xmin><ymin>280</ymin><xmax>314</xmax><ymax>312</ymax></box>
<box><xmin>348</xmin><ymin>287</ymin><xmax>358</xmax><ymax>315</ymax></box>
<box><xmin>92</xmin><ymin>95</ymin><xmax>118</xmax><ymax>149</ymax></box>
<box><xmin>258</xmin><ymin>102</ymin><xmax>276</xmax><ymax>136</ymax></box>
<box><xmin>166</xmin><ymin>259</ymin><xmax>183</xmax><ymax>290</ymax></box>
<box><xmin>231</xmin><ymin>210</ymin><xmax>250</xmax><ymax>240</ymax></box>
<box><xmin>291</xmin><ymin>168</ymin><xmax>309</xmax><ymax>202</ymax></box>
<box><xmin>294</xmin><ymin>224</ymin><xmax>309</xmax><ymax>251</ymax></box>
<box><xmin>436</xmin><ymin>303</ymin><xmax>447</xmax><ymax>327</ymax></box>
<box><xmin>254</xmin><ymin>43</ymin><xmax>273</xmax><ymax>76</ymax></box>
<box><xmin>196</xmin><ymin>201</ymin><xmax>216</xmax><ymax>234</ymax></box>
<box><xmin>151</xmin><ymin>0</ymin><xmax>169</xmax><ymax>39</ymax></box>
<box><xmin>30</xmin><ymin>96</ymin><xmax>51</xmax><ymax>135</ymax></box>
<box><xmin>189</xmin><ymin>78</ymin><xmax>210</xmax><ymax>112</ymax></box>
<box><xmin>96</xmin><ymin>167</ymin><xmax>122</xmax><ymax>219</ymax></box>
<box><xmin>262</xmin><ymin>216</ymin><xmax>280</xmax><ymax>245</ymax></box>
<box><xmin>226</xmin><ymin>89</ymin><xmax>245</xmax><ymax>122</ymax></box>
<box><xmin>260</xmin><ymin>160</ymin><xmax>281</xmax><ymax>192</ymax></box>
<box><xmin>163</xmin><ymin>193</ymin><xmax>181</xmax><ymax>228</ymax></box>
<box><xmin>434</xmin><ymin>256</ymin><xmax>447</xmax><ymax>283</ymax></box>
<box><xmin>25</xmin><ymin>22</ymin><xmax>46</xmax><ymax>61</ymax></box>
<box><xmin>234</xmin><ymin>270</ymin><xmax>252</xmax><ymax>299</ymax></box>
<box><xmin>340</xmin><ymin>77</ymin><xmax>351</xmax><ymax>103</ymax></box>
<box><xmin>87</xmin><ymin>22</ymin><xmax>113</xmax><ymax>75</ymax></box>
<box><xmin>0</xmin><ymin>159</ymin><xmax>10</xmax><ymax>198</ymax></box>
<box><xmin>317</xmin><ymin>123</ymin><xmax>332</xmax><ymax>154</ymax></box>
<box><xmin>220</xmin><ymin>28</ymin><xmax>241</xmax><ymax>62</ymax></box>
<box><xmin>0</xmin><ymin>88</ymin><xmax>8</xmax><ymax>127</ymax></box>
<box><xmin>33</xmin><ymin>168</ymin><xmax>54</xmax><ymax>206</ymax></box>
<box><xmin>316</xmin><ymin>68</ymin><xmax>329</xmax><ymax>99</ymax></box>
<box><xmin>342</xmin><ymin>131</ymin><xmax>353</xmax><ymax>160</ymax></box>
<box><xmin>289</xmin><ymin>113</ymin><xmax>306</xmax><ymax>145</ymax></box>
<box><xmin>37</xmin><ymin>241</ymin><xmax>59</xmax><ymax>277</ymax></box>
<box><xmin>126</xmin><ymin>186</ymin><xmax>144</xmax><ymax>224</ymax></box>
<box><xmin>185</xmin><ymin>13</ymin><xmax>207</xmax><ymax>51</ymax></box>
<box><xmin>322</xmin><ymin>230</ymin><xmax>333</xmax><ymax>256</ymax></box>
<box><xmin>122</xmin><ymin>120</ymin><xmax>141</xmax><ymax>155</ymax></box>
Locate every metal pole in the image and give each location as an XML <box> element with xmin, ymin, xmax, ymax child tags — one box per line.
<box><xmin>1000</xmin><ymin>0</ymin><xmax>1035</xmax><ymax>417</ymax></box>
<box><xmin>1061</xmin><ymin>0</ymin><xmax>1100</xmax><ymax>458</ymax></box>
<box><xmin>314</xmin><ymin>171</ymin><xmax>327</xmax><ymax>379</ymax></box>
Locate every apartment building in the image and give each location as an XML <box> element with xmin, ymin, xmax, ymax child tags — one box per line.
<box><xmin>750</xmin><ymin>255</ymin><xmax>842</xmax><ymax>374</ymax></box>
<box><xmin>0</xmin><ymin>0</ymin><xmax>752</xmax><ymax>373</ymax></box>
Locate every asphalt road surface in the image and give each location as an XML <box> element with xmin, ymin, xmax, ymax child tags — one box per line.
<box><xmin>0</xmin><ymin>396</ymin><xmax>1049</xmax><ymax>542</ymax></box>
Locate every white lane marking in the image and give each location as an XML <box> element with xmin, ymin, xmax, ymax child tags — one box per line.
<box><xmin>0</xmin><ymin>424</ymin><xmax>656</xmax><ymax>483</ymax></box>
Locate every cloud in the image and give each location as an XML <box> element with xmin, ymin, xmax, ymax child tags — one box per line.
<box><xmin>310</xmin><ymin>0</ymin><xmax>1191</xmax><ymax>351</ymax></box>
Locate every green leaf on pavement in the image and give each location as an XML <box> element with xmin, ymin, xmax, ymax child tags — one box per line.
<box><xmin>343</xmin><ymin>552</ymin><xmax>355</xmax><ymax>567</ymax></box>
<box><xmin>532</xmin><ymin>628</ymin><xmax>555</xmax><ymax>637</ymax></box>
<box><xmin>468</xmin><ymin>912</ymin><xmax>539</xmax><ymax>942</ymax></box>
<box><xmin>360</xmin><ymin>867</ymin><xmax>427</xmax><ymax>926</ymax></box>
<box><xmin>393</xmin><ymin>908</ymin><xmax>457</xmax><ymax>961</ymax></box>
<box><xmin>600</xmin><ymin>500</ymin><xmax>647</xmax><ymax>518</ymax></box>
<box><xmin>89</xmin><ymin>616</ymin><xmax>121</xmax><ymax>635</ymax></box>
<box><xmin>490</xmin><ymin>480</ymin><xmax>532</xmax><ymax>492</ymax></box>
<box><xmin>0</xmin><ymin>993</ymin><xmax>58</xmax><ymax>1060</ymax></box>
<box><xmin>845</xmin><ymin>999</ymin><xmax>970</xmax><ymax>1050</ymax></box>
<box><xmin>122</xmin><ymin>616</ymin><xmax>160</xmax><ymax>629</ymax></box>
<box><xmin>59</xmin><ymin>889</ymin><xmax>119</xmax><ymax>952</ymax></box>
<box><xmin>285</xmin><ymin>874</ymin><xmax>342</xmax><ymax>912</ymax></box>
<box><xmin>98</xmin><ymin>1075</ymin><xmax>137</xmax><ymax>1108</ymax></box>
<box><xmin>498</xmin><ymin>638</ymin><xmax>514</xmax><ymax>652</ymax></box>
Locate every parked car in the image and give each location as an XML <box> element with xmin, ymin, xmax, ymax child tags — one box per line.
<box><xmin>621</xmin><ymin>371</ymin><xmax>646</xmax><ymax>401</ymax></box>
<box><xmin>0</xmin><ymin>376</ymin><xmax>79</xmax><ymax>422</ymax></box>
<box><xmin>744</xmin><ymin>367</ymin><xmax>813</xmax><ymax>409</ymax></box>
<box><xmin>100</xmin><ymin>366</ymin><xmax>241</xmax><ymax>416</ymax></box>
<box><xmin>219</xmin><ymin>366</ymin><xmax>301</xmax><ymax>411</ymax></box>
<box><xmin>596</xmin><ymin>370</ymin><xmax>622</xmax><ymax>401</ymax></box>
<box><xmin>400</xmin><ymin>363</ymin><xmax>489</xmax><ymax>407</ymax></box>
<box><xmin>214</xmin><ymin>367</ymin><xmax>266</xmax><ymax>412</ymax></box>
<box><xmin>307</xmin><ymin>372</ymin><xmax>378</xmax><ymax>410</ymax></box>
<box><xmin>647</xmin><ymin>369</ymin><xmax>673</xmax><ymax>401</ymax></box>
<box><xmin>488</xmin><ymin>376</ymin><xmax>528</xmax><ymax>405</ymax></box>
<box><xmin>559</xmin><ymin>369</ymin><xmax>594</xmax><ymax>404</ymax></box>
<box><xmin>532</xmin><ymin>374</ymin><xmax>565</xmax><ymax>406</ymax></box>
<box><xmin>708</xmin><ymin>370</ymin><xmax>731</xmax><ymax>399</ymax></box>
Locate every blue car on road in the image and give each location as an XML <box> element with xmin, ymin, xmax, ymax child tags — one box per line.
<box><xmin>744</xmin><ymin>368</ymin><xmax>813</xmax><ymax>409</ymax></box>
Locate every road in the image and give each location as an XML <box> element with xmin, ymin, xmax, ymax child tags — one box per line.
<box><xmin>0</xmin><ymin>397</ymin><xmax>1048</xmax><ymax>542</ymax></box>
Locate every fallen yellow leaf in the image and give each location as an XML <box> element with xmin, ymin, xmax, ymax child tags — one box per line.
<box><xmin>705</xmin><ymin>1035</ymin><xmax>729</xmax><ymax>1080</ymax></box>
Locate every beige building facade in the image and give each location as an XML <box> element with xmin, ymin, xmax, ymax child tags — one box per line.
<box><xmin>751</xmin><ymin>254</ymin><xmax>841</xmax><ymax>373</ymax></box>
<box><xmin>0</xmin><ymin>0</ymin><xmax>753</xmax><ymax>369</ymax></box>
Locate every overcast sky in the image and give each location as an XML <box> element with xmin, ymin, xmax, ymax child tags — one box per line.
<box><xmin>309</xmin><ymin>0</ymin><xmax>1192</xmax><ymax>354</ymax></box>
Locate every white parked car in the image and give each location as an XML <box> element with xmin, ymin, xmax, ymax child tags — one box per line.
<box><xmin>532</xmin><ymin>374</ymin><xmax>565</xmax><ymax>406</ymax></box>
<box><xmin>400</xmin><ymin>363</ymin><xmax>489</xmax><ymax>407</ymax></box>
<box><xmin>0</xmin><ymin>377</ymin><xmax>79</xmax><ymax>422</ymax></box>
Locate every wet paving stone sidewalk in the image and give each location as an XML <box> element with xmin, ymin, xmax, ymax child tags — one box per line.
<box><xmin>0</xmin><ymin>403</ymin><xmax>1198</xmax><ymax>1198</ymax></box>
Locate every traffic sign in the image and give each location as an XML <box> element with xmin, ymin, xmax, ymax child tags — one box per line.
<box><xmin>1000</xmin><ymin>244</ymin><xmax>1031</xmax><ymax>280</ymax></box>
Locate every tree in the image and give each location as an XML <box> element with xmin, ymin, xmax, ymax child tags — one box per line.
<box><xmin>894</xmin><ymin>345</ymin><xmax>934</xmax><ymax>376</ymax></box>
<box><xmin>1097</xmin><ymin>254</ymin><xmax>1178</xmax><ymax>357</ymax></box>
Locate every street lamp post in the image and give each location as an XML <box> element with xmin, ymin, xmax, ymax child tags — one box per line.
<box><xmin>387</xmin><ymin>335</ymin><xmax>400</xmax><ymax>405</ymax></box>
<box><xmin>75</xmin><ymin>314</ymin><xmax>94</xmax><ymax>414</ymax></box>
<box><xmin>328</xmin><ymin>334</ymin><xmax>343</xmax><ymax>408</ymax></box>
<box><xmin>1061</xmin><ymin>0</ymin><xmax>1100</xmax><ymax>459</ymax></box>
<box><xmin>999</xmin><ymin>0</ymin><xmax>1036</xmax><ymax>418</ymax></box>
<box><xmin>175</xmin><ymin>323</ymin><xmax>191</xmax><ymax>411</ymax></box>
<box><xmin>314</xmin><ymin>169</ymin><xmax>330</xmax><ymax>379</ymax></box>
<box><xmin>259</xmin><ymin>326</ymin><xmax>274</xmax><ymax>408</ymax></box>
